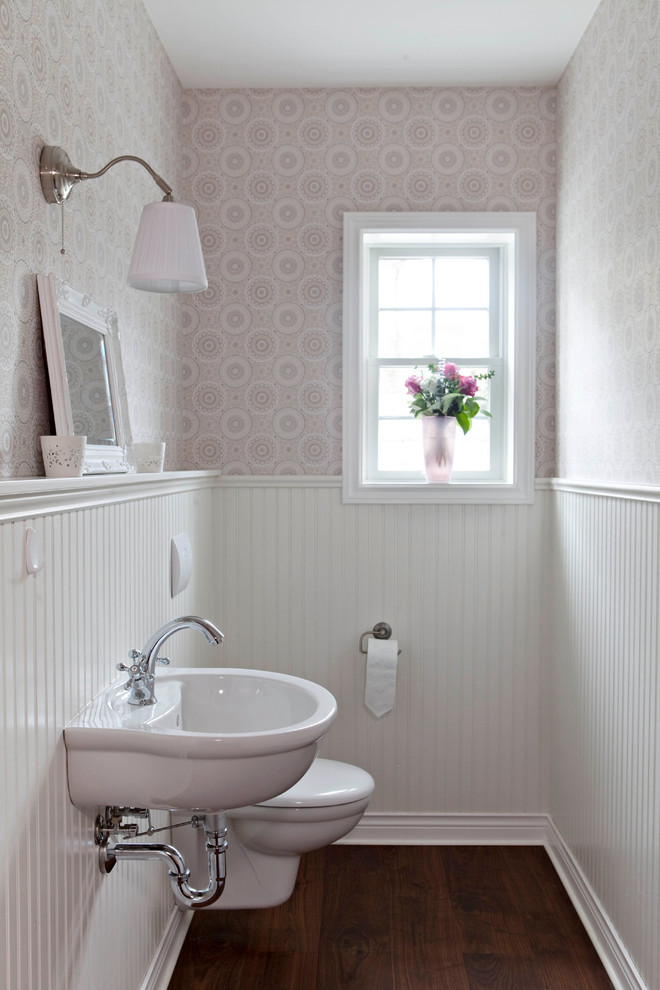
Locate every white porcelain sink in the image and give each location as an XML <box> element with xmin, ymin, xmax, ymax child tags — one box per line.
<box><xmin>64</xmin><ymin>668</ymin><xmax>337</xmax><ymax>812</ymax></box>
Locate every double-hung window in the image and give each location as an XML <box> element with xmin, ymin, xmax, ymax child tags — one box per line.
<box><xmin>342</xmin><ymin>212</ymin><xmax>536</xmax><ymax>503</ymax></box>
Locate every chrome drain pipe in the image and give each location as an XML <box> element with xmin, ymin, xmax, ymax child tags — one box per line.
<box><xmin>96</xmin><ymin>809</ymin><xmax>228</xmax><ymax>910</ymax></box>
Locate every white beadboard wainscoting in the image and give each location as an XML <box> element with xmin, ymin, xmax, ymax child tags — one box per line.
<box><xmin>2</xmin><ymin>472</ymin><xmax>656</xmax><ymax>990</ymax></box>
<box><xmin>0</xmin><ymin>473</ymin><xmax>215</xmax><ymax>990</ymax></box>
<box><xmin>213</xmin><ymin>477</ymin><xmax>550</xmax><ymax>815</ymax></box>
<box><xmin>549</xmin><ymin>481</ymin><xmax>660</xmax><ymax>990</ymax></box>
<box><xmin>213</xmin><ymin>476</ymin><xmax>654</xmax><ymax>990</ymax></box>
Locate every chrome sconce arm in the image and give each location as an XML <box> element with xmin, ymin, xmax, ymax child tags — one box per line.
<box><xmin>38</xmin><ymin>145</ymin><xmax>208</xmax><ymax>293</ymax></box>
<box><xmin>39</xmin><ymin>145</ymin><xmax>173</xmax><ymax>204</ymax></box>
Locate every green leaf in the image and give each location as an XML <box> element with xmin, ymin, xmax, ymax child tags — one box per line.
<box><xmin>456</xmin><ymin>411</ymin><xmax>471</xmax><ymax>435</ymax></box>
<box><xmin>439</xmin><ymin>392</ymin><xmax>462</xmax><ymax>413</ymax></box>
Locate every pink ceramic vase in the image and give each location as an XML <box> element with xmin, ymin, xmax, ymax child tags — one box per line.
<box><xmin>421</xmin><ymin>415</ymin><xmax>456</xmax><ymax>483</ymax></box>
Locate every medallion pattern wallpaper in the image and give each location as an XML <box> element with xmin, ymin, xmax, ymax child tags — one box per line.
<box><xmin>1</xmin><ymin>0</ymin><xmax>559</xmax><ymax>479</ymax></box>
<box><xmin>17</xmin><ymin>0</ymin><xmax>660</xmax><ymax>482</ymax></box>
<box><xmin>0</xmin><ymin>0</ymin><xmax>183</xmax><ymax>476</ymax></box>
<box><xmin>558</xmin><ymin>0</ymin><xmax>660</xmax><ymax>482</ymax></box>
<box><xmin>181</xmin><ymin>86</ymin><xmax>557</xmax><ymax>476</ymax></box>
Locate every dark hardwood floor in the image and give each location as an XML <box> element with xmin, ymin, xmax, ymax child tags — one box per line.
<box><xmin>168</xmin><ymin>845</ymin><xmax>614</xmax><ymax>989</ymax></box>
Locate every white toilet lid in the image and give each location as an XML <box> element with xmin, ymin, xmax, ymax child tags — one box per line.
<box><xmin>257</xmin><ymin>758</ymin><xmax>375</xmax><ymax>809</ymax></box>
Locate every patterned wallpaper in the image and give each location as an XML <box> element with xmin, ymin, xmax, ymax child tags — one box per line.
<box><xmin>557</xmin><ymin>0</ymin><xmax>660</xmax><ymax>482</ymax></box>
<box><xmin>0</xmin><ymin>0</ymin><xmax>183</xmax><ymax>477</ymax></box>
<box><xmin>181</xmin><ymin>86</ymin><xmax>558</xmax><ymax>476</ymax></box>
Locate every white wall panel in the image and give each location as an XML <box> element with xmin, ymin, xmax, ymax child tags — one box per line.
<box><xmin>0</xmin><ymin>482</ymin><xmax>215</xmax><ymax>990</ymax></box>
<box><xmin>214</xmin><ymin>479</ymin><xmax>548</xmax><ymax>814</ymax></box>
<box><xmin>9</xmin><ymin>474</ymin><xmax>657</xmax><ymax>989</ymax></box>
<box><xmin>550</xmin><ymin>485</ymin><xmax>660</xmax><ymax>990</ymax></box>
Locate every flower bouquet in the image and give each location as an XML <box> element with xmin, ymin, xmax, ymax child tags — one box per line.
<box><xmin>405</xmin><ymin>361</ymin><xmax>494</xmax><ymax>435</ymax></box>
<box><xmin>405</xmin><ymin>361</ymin><xmax>494</xmax><ymax>482</ymax></box>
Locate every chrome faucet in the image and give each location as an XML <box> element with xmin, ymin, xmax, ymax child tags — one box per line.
<box><xmin>118</xmin><ymin>616</ymin><xmax>224</xmax><ymax>706</ymax></box>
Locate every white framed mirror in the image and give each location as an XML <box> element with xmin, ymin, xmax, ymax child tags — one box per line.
<box><xmin>37</xmin><ymin>274</ymin><xmax>134</xmax><ymax>474</ymax></box>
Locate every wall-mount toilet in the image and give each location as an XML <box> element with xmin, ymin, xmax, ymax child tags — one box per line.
<box><xmin>174</xmin><ymin>758</ymin><xmax>375</xmax><ymax>909</ymax></box>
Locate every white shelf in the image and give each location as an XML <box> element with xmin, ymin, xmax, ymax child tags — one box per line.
<box><xmin>0</xmin><ymin>470</ymin><xmax>220</xmax><ymax>522</ymax></box>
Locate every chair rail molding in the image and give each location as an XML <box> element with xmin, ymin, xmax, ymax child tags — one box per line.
<box><xmin>546</xmin><ymin>478</ymin><xmax>660</xmax><ymax>502</ymax></box>
<box><xmin>0</xmin><ymin>470</ymin><xmax>219</xmax><ymax>522</ymax></box>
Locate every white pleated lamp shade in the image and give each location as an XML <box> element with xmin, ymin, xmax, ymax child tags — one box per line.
<box><xmin>127</xmin><ymin>201</ymin><xmax>208</xmax><ymax>293</ymax></box>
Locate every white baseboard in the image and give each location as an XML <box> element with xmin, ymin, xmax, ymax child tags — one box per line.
<box><xmin>337</xmin><ymin>811</ymin><xmax>549</xmax><ymax>845</ymax></box>
<box><xmin>140</xmin><ymin>907</ymin><xmax>192</xmax><ymax>990</ymax></box>
<box><xmin>142</xmin><ymin>814</ymin><xmax>649</xmax><ymax>990</ymax></box>
<box><xmin>545</xmin><ymin>819</ymin><xmax>648</xmax><ymax>990</ymax></box>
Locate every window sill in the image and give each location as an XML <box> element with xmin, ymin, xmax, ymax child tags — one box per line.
<box><xmin>342</xmin><ymin>478</ymin><xmax>534</xmax><ymax>504</ymax></box>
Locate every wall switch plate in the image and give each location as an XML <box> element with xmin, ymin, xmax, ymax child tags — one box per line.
<box><xmin>171</xmin><ymin>533</ymin><xmax>193</xmax><ymax>597</ymax></box>
<box><xmin>25</xmin><ymin>527</ymin><xmax>44</xmax><ymax>575</ymax></box>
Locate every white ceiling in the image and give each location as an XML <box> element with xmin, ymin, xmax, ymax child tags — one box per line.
<box><xmin>143</xmin><ymin>0</ymin><xmax>601</xmax><ymax>89</ymax></box>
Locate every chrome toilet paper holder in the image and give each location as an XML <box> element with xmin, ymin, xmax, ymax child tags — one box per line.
<box><xmin>359</xmin><ymin>622</ymin><xmax>402</xmax><ymax>655</ymax></box>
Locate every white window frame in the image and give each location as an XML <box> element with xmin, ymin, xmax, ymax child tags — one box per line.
<box><xmin>342</xmin><ymin>212</ymin><xmax>536</xmax><ymax>504</ymax></box>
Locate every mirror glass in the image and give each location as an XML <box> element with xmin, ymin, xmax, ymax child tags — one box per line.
<box><xmin>60</xmin><ymin>314</ymin><xmax>118</xmax><ymax>445</ymax></box>
<box><xmin>37</xmin><ymin>274</ymin><xmax>134</xmax><ymax>473</ymax></box>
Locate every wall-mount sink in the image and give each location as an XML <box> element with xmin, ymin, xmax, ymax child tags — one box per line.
<box><xmin>64</xmin><ymin>668</ymin><xmax>337</xmax><ymax>812</ymax></box>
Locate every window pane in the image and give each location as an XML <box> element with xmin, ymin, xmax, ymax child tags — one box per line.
<box><xmin>434</xmin><ymin>258</ymin><xmax>489</xmax><ymax>308</ymax></box>
<box><xmin>452</xmin><ymin>418</ymin><xmax>490</xmax><ymax>472</ymax></box>
<box><xmin>378</xmin><ymin>310</ymin><xmax>432</xmax><ymax>357</ymax></box>
<box><xmin>378</xmin><ymin>419</ymin><xmax>423</xmax><ymax>472</ymax></box>
<box><xmin>379</xmin><ymin>367</ymin><xmax>417</xmax><ymax>417</ymax></box>
<box><xmin>435</xmin><ymin>310</ymin><xmax>489</xmax><ymax>357</ymax></box>
<box><xmin>379</xmin><ymin>258</ymin><xmax>432</xmax><ymax>308</ymax></box>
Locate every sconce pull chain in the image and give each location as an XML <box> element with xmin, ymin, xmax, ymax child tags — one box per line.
<box><xmin>60</xmin><ymin>201</ymin><xmax>66</xmax><ymax>255</ymax></box>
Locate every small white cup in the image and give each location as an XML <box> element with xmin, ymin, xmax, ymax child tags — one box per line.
<box><xmin>133</xmin><ymin>441</ymin><xmax>166</xmax><ymax>473</ymax></box>
<box><xmin>40</xmin><ymin>435</ymin><xmax>87</xmax><ymax>478</ymax></box>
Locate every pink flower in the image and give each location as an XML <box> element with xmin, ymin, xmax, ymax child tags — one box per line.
<box><xmin>405</xmin><ymin>374</ymin><xmax>422</xmax><ymax>395</ymax></box>
<box><xmin>458</xmin><ymin>375</ymin><xmax>478</xmax><ymax>397</ymax></box>
<box><xmin>443</xmin><ymin>362</ymin><xmax>458</xmax><ymax>378</ymax></box>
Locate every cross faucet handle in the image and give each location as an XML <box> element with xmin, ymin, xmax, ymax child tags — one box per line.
<box><xmin>117</xmin><ymin>649</ymin><xmax>147</xmax><ymax>675</ymax></box>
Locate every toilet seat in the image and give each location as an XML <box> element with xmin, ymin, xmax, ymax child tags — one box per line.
<box><xmin>256</xmin><ymin>758</ymin><xmax>374</xmax><ymax>809</ymax></box>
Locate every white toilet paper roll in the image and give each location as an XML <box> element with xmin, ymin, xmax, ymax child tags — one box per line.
<box><xmin>364</xmin><ymin>637</ymin><xmax>398</xmax><ymax>717</ymax></box>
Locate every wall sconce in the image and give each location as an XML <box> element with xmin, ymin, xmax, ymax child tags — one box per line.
<box><xmin>39</xmin><ymin>145</ymin><xmax>208</xmax><ymax>294</ymax></box>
